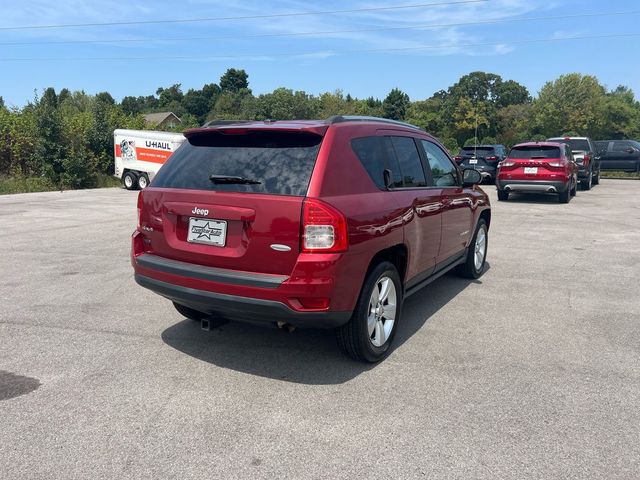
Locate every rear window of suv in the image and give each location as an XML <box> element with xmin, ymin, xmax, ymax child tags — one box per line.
<box><xmin>152</xmin><ymin>131</ymin><xmax>322</xmax><ymax>196</ymax></box>
<box><xmin>549</xmin><ymin>139</ymin><xmax>590</xmax><ymax>152</ymax></box>
<box><xmin>509</xmin><ymin>146</ymin><xmax>562</xmax><ymax>159</ymax></box>
<box><xmin>461</xmin><ymin>147</ymin><xmax>495</xmax><ymax>154</ymax></box>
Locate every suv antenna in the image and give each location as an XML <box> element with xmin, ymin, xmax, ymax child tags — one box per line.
<box><xmin>474</xmin><ymin>112</ymin><xmax>478</xmax><ymax>159</ymax></box>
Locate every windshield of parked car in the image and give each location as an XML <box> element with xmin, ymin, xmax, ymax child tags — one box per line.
<box><xmin>549</xmin><ymin>139</ymin><xmax>590</xmax><ymax>152</ymax></box>
<box><xmin>509</xmin><ymin>146</ymin><xmax>562</xmax><ymax>159</ymax></box>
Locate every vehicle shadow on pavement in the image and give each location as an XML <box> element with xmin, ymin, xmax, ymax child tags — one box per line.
<box><xmin>392</xmin><ymin>268</ymin><xmax>487</xmax><ymax>349</ymax></box>
<box><xmin>161</xmin><ymin>267</ymin><xmax>485</xmax><ymax>385</ymax></box>
<box><xmin>502</xmin><ymin>192</ymin><xmax>569</xmax><ymax>204</ymax></box>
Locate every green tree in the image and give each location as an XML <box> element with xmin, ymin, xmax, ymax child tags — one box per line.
<box><xmin>36</xmin><ymin>88</ymin><xmax>65</xmax><ymax>181</ymax></box>
<box><xmin>208</xmin><ymin>89</ymin><xmax>253</xmax><ymax>120</ymax></box>
<box><xmin>256</xmin><ymin>88</ymin><xmax>318</xmax><ymax>120</ymax></box>
<box><xmin>61</xmin><ymin>111</ymin><xmax>98</xmax><ymax>188</ymax></box>
<box><xmin>220</xmin><ymin>68</ymin><xmax>249</xmax><ymax>93</ymax></box>
<box><xmin>121</xmin><ymin>96</ymin><xmax>144</xmax><ymax>115</ymax></box>
<box><xmin>382</xmin><ymin>88</ymin><xmax>410</xmax><ymax>120</ymax></box>
<box><xmin>596</xmin><ymin>86</ymin><xmax>640</xmax><ymax>139</ymax></box>
<box><xmin>182</xmin><ymin>89</ymin><xmax>210</xmax><ymax>124</ymax></box>
<box><xmin>406</xmin><ymin>97</ymin><xmax>445</xmax><ymax>133</ymax></box>
<box><xmin>494</xmin><ymin>80</ymin><xmax>531</xmax><ymax>108</ymax></box>
<box><xmin>156</xmin><ymin>84</ymin><xmax>183</xmax><ymax>108</ymax></box>
<box><xmin>532</xmin><ymin>73</ymin><xmax>606</xmax><ymax>137</ymax></box>
<box><xmin>496</xmin><ymin>103</ymin><xmax>533</xmax><ymax>147</ymax></box>
<box><xmin>89</xmin><ymin>97</ymin><xmax>114</xmax><ymax>173</ymax></box>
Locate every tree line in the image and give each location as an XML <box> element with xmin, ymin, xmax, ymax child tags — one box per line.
<box><xmin>1</xmin><ymin>68</ymin><xmax>639</xmax><ymax>189</ymax></box>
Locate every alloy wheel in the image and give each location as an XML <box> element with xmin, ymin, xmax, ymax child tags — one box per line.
<box><xmin>367</xmin><ymin>276</ymin><xmax>397</xmax><ymax>347</ymax></box>
<box><xmin>474</xmin><ymin>226</ymin><xmax>487</xmax><ymax>271</ymax></box>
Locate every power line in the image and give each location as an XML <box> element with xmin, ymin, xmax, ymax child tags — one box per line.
<box><xmin>1</xmin><ymin>10</ymin><xmax>637</xmax><ymax>46</ymax></box>
<box><xmin>0</xmin><ymin>32</ymin><xmax>637</xmax><ymax>61</ymax></box>
<box><xmin>0</xmin><ymin>0</ymin><xmax>488</xmax><ymax>31</ymax></box>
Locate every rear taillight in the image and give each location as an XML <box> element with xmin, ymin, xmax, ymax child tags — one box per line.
<box><xmin>548</xmin><ymin>160</ymin><xmax>565</xmax><ymax>167</ymax></box>
<box><xmin>454</xmin><ymin>156</ymin><xmax>462</xmax><ymax>162</ymax></box>
<box><xmin>500</xmin><ymin>159</ymin><xmax>516</xmax><ymax>167</ymax></box>
<box><xmin>486</xmin><ymin>156</ymin><xmax>498</xmax><ymax>161</ymax></box>
<box><xmin>136</xmin><ymin>191</ymin><xmax>143</xmax><ymax>228</ymax></box>
<box><xmin>583</xmin><ymin>154</ymin><xmax>591</xmax><ymax>167</ymax></box>
<box><xmin>302</xmin><ymin>198</ymin><xmax>348</xmax><ymax>253</ymax></box>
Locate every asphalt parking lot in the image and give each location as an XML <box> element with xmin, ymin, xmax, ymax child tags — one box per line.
<box><xmin>1</xmin><ymin>180</ymin><xmax>639</xmax><ymax>479</ymax></box>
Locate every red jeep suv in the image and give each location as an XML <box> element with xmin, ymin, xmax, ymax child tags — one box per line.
<box><xmin>132</xmin><ymin>116</ymin><xmax>491</xmax><ymax>362</ymax></box>
<box><xmin>496</xmin><ymin>142</ymin><xmax>578</xmax><ymax>203</ymax></box>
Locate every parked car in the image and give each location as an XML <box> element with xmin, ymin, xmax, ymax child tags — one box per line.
<box><xmin>546</xmin><ymin>136</ymin><xmax>600</xmax><ymax>189</ymax></box>
<box><xmin>496</xmin><ymin>142</ymin><xmax>578</xmax><ymax>203</ymax></box>
<box><xmin>594</xmin><ymin>140</ymin><xmax>640</xmax><ymax>172</ymax></box>
<box><xmin>131</xmin><ymin>116</ymin><xmax>491</xmax><ymax>362</ymax></box>
<box><xmin>453</xmin><ymin>144</ymin><xmax>507</xmax><ymax>182</ymax></box>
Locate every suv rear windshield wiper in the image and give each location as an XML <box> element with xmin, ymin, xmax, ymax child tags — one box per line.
<box><xmin>209</xmin><ymin>174</ymin><xmax>262</xmax><ymax>185</ymax></box>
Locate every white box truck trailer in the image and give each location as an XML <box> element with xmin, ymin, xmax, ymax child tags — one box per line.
<box><xmin>114</xmin><ymin>129</ymin><xmax>186</xmax><ymax>190</ymax></box>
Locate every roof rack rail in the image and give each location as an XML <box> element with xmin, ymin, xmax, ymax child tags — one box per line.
<box><xmin>201</xmin><ymin>120</ymin><xmax>254</xmax><ymax>127</ymax></box>
<box><xmin>327</xmin><ymin>115</ymin><xmax>422</xmax><ymax>130</ymax></box>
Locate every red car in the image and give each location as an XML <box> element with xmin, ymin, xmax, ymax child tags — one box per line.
<box><xmin>496</xmin><ymin>142</ymin><xmax>578</xmax><ymax>203</ymax></box>
<box><xmin>132</xmin><ymin>116</ymin><xmax>491</xmax><ymax>362</ymax></box>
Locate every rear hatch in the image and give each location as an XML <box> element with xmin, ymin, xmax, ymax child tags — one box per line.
<box><xmin>457</xmin><ymin>146</ymin><xmax>499</xmax><ymax>169</ymax></box>
<box><xmin>138</xmin><ymin>127</ymin><xmax>325</xmax><ymax>276</ymax></box>
<box><xmin>500</xmin><ymin>145</ymin><xmax>564</xmax><ymax>178</ymax></box>
<box><xmin>548</xmin><ymin>138</ymin><xmax>590</xmax><ymax>169</ymax></box>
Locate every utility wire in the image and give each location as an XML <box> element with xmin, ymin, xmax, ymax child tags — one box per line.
<box><xmin>0</xmin><ymin>0</ymin><xmax>488</xmax><ymax>31</ymax></box>
<box><xmin>0</xmin><ymin>32</ymin><xmax>637</xmax><ymax>61</ymax></box>
<box><xmin>1</xmin><ymin>10</ymin><xmax>637</xmax><ymax>46</ymax></box>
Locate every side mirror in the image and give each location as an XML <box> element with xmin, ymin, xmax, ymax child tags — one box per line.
<box><xmin>462</xmin><ymin>168</ymin><xmax>482</xmax><ymax>187</ymax></box>
<box><xmin>626</xmin><ymin>148</ymin><xmax>635</xmax><ymax>154</ymax></box>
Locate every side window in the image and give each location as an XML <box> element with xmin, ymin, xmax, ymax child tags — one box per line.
<box><xmin>351</xmin><ymin>137</ymin><xmax>387</xmax><ymax>190</ymax></box>
<box><xmin>612</xmin><ymin>141</ymin><xmax>631</xmax><ymax>152</ymax></box>
<box><xmin>421</xmin><ymin>140</ymin><xmax>459</xmax><ymax>187</ymax></box>
<box><xmin>388</xmin><ymin>137</ymin><xmax>427</xmax><ymax>187</ymax></box>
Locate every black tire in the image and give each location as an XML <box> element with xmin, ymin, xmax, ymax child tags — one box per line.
<box><xmin>122</xmin><ymin>171</ymin><xmax>138</xmax><ymax>190</ymax></box>
<box><xmin>581</xmin><ymin>169</ymin><xmax>592</xmax><ymax>190</ymax></box>
<box><xmin>337</xmin><ymin>261</ymin><xmax>403</xmax><ymax>363</ymax></box>
<box><xmin>497</xmin><ymin>189</ymin><xmax>509</xmax><ymax>201</ymax></box>
<box><xmin>137</xmin><ymin>173</ymin><xmax>150</xmax><ymax>190</ymax></box>
<box><xmin>570</xmin><ymin>178</ymin><xmax>577</xmax><ymax>197</ymax></box>
<box><xmin>456</xmin><ymin>219</ymin><xmax>488</xmax><ymax>279</ymax></box>
<box><xmin>558</xmin><ymin>185</ymin><xmax>570</xmax><ymax>203</ymax></box>
<box><xmin>173</xmin><ymin>302</ymin><xmax>208</xmax><ymax>321</ymax></box>
<box><xmin>592</xmin><ymin>169</ymin><xmax>600</xmax><ymax>185</ymax></box>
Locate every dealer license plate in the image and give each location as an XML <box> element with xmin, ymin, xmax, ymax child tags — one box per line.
<box><xmin>524</xmin><ymin>167</ymin><xmax>538</xmax><ymax>174</ymax></box>
<box><xmin>187</xmin><ymin>217</ymin><xmax>227</xmax><ymax>247</ymax></box>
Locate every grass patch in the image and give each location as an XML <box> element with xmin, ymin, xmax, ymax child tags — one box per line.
<box><xmin>601</xmin><ymin>171</ymin><xmax>640</xmax><ymax>179</ymax></box>
<box><xmin>0</xmin><ymin>174</ymin><xmax>122</xmax><ymax>195</ymax></box>
<box><xmin>95</xmin><ymin>175</ymin><xmax>122</xmax><ymax>188</ymax></box>
<box><xmin>0</xmin><ymin>176</ymin><xmax>56</xmax><ymax>195</ymax></box>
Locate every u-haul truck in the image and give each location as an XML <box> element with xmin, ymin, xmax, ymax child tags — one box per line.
<box><xmin>114</xmin><ymin>129</ymin><xmax>186</xmax><ymax>190</ymax></box>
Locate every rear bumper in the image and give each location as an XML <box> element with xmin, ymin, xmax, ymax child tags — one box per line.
<box><xmin>497</xmin><ymin>179</ymin><xmax>569</xmax><ymax>193</ymax></box>
<box><xmin>577</xmin><ymin>167</ymin><xmax>591</xmax><ymax>178</ymax></box>
<box><xmin>130</xmin><ymin>239</ymin><xmax>358</xmax><ymax>328</ymax></box>
<box><xmin>135</xmin><ymin>274</ymin><xmax>351</xmax><ymax>328</ymax></box>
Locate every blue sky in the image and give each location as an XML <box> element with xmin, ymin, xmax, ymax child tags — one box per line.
<box><xmin>1</xmin><ymin>0</ymin><xmax>640</xmax><ymax>107</ymax></box>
